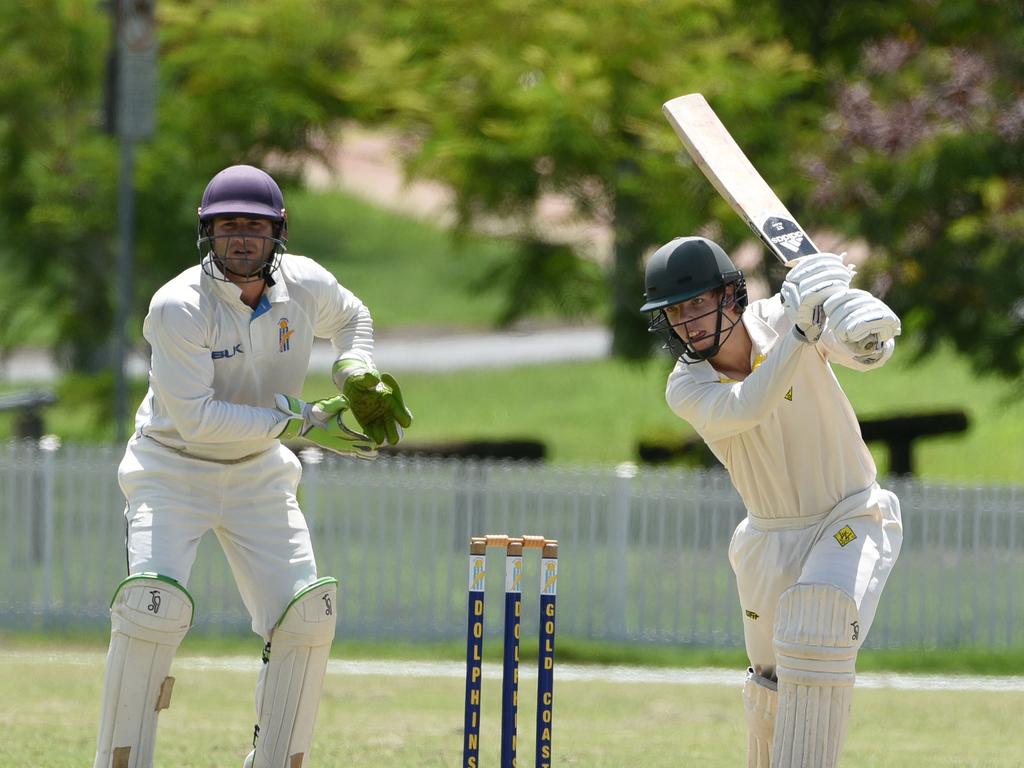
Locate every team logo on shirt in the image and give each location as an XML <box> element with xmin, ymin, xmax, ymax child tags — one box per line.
<box><xmin>745</xmin><ymin>609</ymin><xmax>760</xmax><ymax>620</ymax></box>
<box><xmin>278</xmin><ymin>318</ymin><xmax>294</xmax><ymax>353</ymax></box>
<box><xmin>834</xmin><ymin>525</ymin><xmax>857</xmax><ymax>547</ymax></box>
<box><xmin>784</xmin><ymin>387</ymin><xmax>793</xmax><ymax>401</ymax></box>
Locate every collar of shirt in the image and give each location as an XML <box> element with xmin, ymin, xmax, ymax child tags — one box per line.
<box><xmin>202</xmin><ymin>254</ymin><xmax>291</xmax><ymax>308</ymax></box>
<box><xmin>683</xmin><ymin>308</ymin><xmax>781</xmax><ymax>384</ymax></box>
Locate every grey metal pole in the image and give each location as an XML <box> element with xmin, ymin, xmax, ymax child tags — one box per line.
<box><xmin>607</xmin><ymin>461</ymin><xmax>636</xmax><ymax>639</ymax></box>
<box><xmin>114</xmin><ymin>139</ymin><xmax>135</xmax><ymax>444</ymax></box>
<box><xmin>111</xmin><ymin>0</ymin><xmax>156</xmax><ymax>443</ymax></box>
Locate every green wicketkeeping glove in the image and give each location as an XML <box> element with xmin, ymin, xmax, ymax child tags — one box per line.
<box><xmin>332</xmin><ymin>354</ymin><xmax>413</xmax><ymax>446</ymax></box>
<box><xmin>273</xmin><ymin>393</ymin><xmax>378</xmax><ymax>460</ymax></box>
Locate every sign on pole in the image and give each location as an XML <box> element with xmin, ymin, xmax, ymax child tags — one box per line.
<box><xmin>117</xmin><ymin>0</ymin><xmax>157</xmax><ymax>140</ymax></box>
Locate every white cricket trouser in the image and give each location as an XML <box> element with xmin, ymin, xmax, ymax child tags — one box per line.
<box><xmin>728</xmin><ymin>484</ymin><xmax>903</xmax><ymax>671</ymax></box>
<box><xmin>118</xmin><ymin>435</ymin><xmax>319</xmax><ymax>639</ymax></box>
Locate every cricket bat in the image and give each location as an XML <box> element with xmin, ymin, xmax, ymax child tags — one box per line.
<box><xmin>662</xmin><ymin>93</ymin><xmax>818</xmax><ymax>268</ymax></box>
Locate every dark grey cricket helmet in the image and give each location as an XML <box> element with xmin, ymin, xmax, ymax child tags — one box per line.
<box><xmin>641</xmin><ymin>236</ymin><xmax>747</xmax><ymax>362</ymax></box>
<box><xmin>196</xmin><ymin>165</ymin><xmax>288</xmax><ymax>284</ymax></box>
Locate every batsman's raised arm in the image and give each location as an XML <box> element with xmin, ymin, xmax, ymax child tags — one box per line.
<box><xmin>666</xmin><ymin>326</ymin><xmax>810</xmax><ymax>443</ymax></box>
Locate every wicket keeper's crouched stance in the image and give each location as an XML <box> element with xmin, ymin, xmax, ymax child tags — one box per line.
<box><xmin>642</xmin><ymin>237</ymin><xmax>903</xmax><ymax>768</ymax></box>
<box><xmin>94</xmin><ymin>165</ymin><xmax>412</xmax><ymax>768</ymax></box>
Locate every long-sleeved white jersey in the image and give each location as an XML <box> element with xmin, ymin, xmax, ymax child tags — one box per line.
<box><xmin>666</xmin><ymin>295</ymin><xmax>884</xmax><ymax>527</ymax></box>
<box><xmin>133</xmin><ymin>253</ymin><xmax>373</xmax><ymax>461</ymax></box>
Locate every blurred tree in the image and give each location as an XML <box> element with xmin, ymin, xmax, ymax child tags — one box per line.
<box><xmin>9</xmin><ymin>0</ymin><xmax>1018</xmax><ymax>379</ymax></box>
<box><xmin>0</xmin><ymin>0</ymin><xmax>359</xmax><ymax>371</ymax></box>
<box><xmin>341</xmin><ymin>0</ymin><xmax>820</xmax><ymax>358</ymax></box>
<box><xmin>765</xmin><ymin>0</ymin><xmax>1024</xmax><ymax>377</ymax></box>
<box><xmin>0</xmin><ymin>1</ymin><xmax>115</xmax><ymax>369</ymax></box>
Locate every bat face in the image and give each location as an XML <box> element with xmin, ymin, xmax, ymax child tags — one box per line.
<box><xmin>662</xmin><ymin>93</ymin><xmax>818</xmax><ymax>267</ymax></box>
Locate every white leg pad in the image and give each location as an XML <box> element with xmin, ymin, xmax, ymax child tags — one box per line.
<box><xmin>772</xmin><ymin>584</ymin><xmax>858</xmax><ymax>768</ymax></box>
<box><xmin>743</xmin><ymin>668</ymin><xmax>777</xmax><ymax>768</ymax></box>
<box><xmin>94</xmin><ymin>575</ymin><xmax>193</xmax><ymax>768</ymax></box>
<box><xmin>247</xmin><ymin>578</ymin><xmax>338</xmax><ymax>768</ymax></box>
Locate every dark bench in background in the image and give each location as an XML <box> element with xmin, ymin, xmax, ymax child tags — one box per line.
<box><xmin>858</xmin><ymin>410</ymin><xmax>969</xmax><ymax>476</ymax></box>
<box><xmin>638</xmin><ymin>409</ymin><xmax>970</xmax><ymax>477</ymax></box>
<box><xmin>380</xmin><ymin>438</ymin><xmax>546</xmax><ymax>461</ymax></box>
<box><xmin>286</xmin><ymin>438</ymin><xmax>548</xmax><ymax>462</ymax></box>
<box><xmin>0</xmin><ymin>390</ymin><xmax>58</xmax><ymax>440</ymax></box>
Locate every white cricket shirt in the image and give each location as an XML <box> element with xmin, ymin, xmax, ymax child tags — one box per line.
<box><xmin>666</xmin><ymin>295</ymin><xmax>877</xmax><ymax>526</ymax></box>
<box><xmin>133</xmin><ymin>253</ymin><xmax>373</xmax><ymax>461</ymax></box>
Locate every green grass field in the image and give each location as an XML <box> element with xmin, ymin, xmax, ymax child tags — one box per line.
<box><xmin>4</xmin><ymin>645</ymin><xmax>1023</xmax><ymax>767</ymax></box>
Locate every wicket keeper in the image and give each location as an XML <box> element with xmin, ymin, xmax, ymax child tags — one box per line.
<box><xmin>93</xmin><ymin>165</ymin><xmax>412</xmax><ymax>768</ymax></box>
<box><xmin>641</xmin><ymin>237</ymin><xmax>903</xmax><ymax>767</ymax></box>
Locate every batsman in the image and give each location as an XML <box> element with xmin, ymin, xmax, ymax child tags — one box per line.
<box><xmin>93</xmin><ymin>165</ymin><xmax>412</xmax><ymax>768</ymax></box>
<box><xmin>641</xmin><ymin>238</ymin><xmax>903</xmax><ymax>767</ymax></box>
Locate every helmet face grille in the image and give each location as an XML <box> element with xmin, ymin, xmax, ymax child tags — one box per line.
<box><xmin>198</xmin><ymin>234</ymin><xmax>286</xmax><ymax>284</ymax></box>
<box><xmin>645</xmin><ymin>278</ymin><xmax>745</xmax><ymax>365</ymax></box>
<box><xmin>196</xmin><ymin>166</ymin><xmax>288</xmax><ymax>283</ymax></box>
<box><xmin>648</xmin><ymin>312</ymin><xmax>694</xmax><ymax>361</ymax></box>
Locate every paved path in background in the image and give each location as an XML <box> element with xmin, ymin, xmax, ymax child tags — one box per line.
<box><xmin>5</xmin><ymin>650</ymin><xmax>1024</xmax><ymax>692</ymax></box>
<box><xmin>1</xmin><ymin>326</ymin><xmax>612</xmax><ymax>384</ymax></box>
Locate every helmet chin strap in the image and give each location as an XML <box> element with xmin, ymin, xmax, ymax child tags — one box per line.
<box><xmin>261</xmin><ymin>263</ymin><xmax>276</xmax><ymax>287</ymax></box>
<box><xmin>677</xmin><ymin>294</ymin><xmax>741</xmax><ymax>363</ymax></box>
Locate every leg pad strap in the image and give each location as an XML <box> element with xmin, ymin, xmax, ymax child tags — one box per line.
<box><xmin>742</xmin><ymin>668</ymin><xmax>777</xmax><ymax>768</ymax></box>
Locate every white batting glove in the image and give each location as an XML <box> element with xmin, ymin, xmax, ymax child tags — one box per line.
<box><xmin>780</xmin><ymin>281</ymin><xmax>825</xmax><ymax>342</ymax></box>
<box><xmin>786</xmin><ymin>252</ymin><xmax>856</xmax><ymax>288</ymax></box>
<box><xmin>848</xmin><ymin>337</ymin><xmax>896</xmax><ymax>368</ymax></box>
<box><xmin>780</xmin><ymin>254</ymin><xmax>854</xmax><ymax>343</ymax></box>
<box><xmin>824</xmin><ymin>289</ymin><xmax>901</xmax><ymax>347</ymax></box>
<box><xmin>791</xmin><ymin>254</ymin><xmax>856</xmax><ymax>307</ymax></box>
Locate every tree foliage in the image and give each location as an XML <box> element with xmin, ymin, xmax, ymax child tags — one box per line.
<box><xmin>0</xmin><ymin>1</ymin><xmax>115</xmax><ymax>368</ymax></box>
<box><xmin>778</xmin><ymin>0</ymin><xmax>1024</xmax><ymax>377</ymax></box>
<box><xmin>341</xmin><ymin>0</ymin><xmax>820</xmax><ymax>356</ymax></box>
<box><xmin>0</xmin><ymin>0</ymin><xmax>358</xmax><ymax>369</ymax></box>
<box><xmin>0</xmin><ymin>0</ymin><xmax>1021</xmax><ymax>379</ymax></box>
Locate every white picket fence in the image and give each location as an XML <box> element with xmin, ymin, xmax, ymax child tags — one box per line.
<box><xmin>1</xmin><ymin>439</ymin><xmax>1021</xmax><ymax>649</ymax></box>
